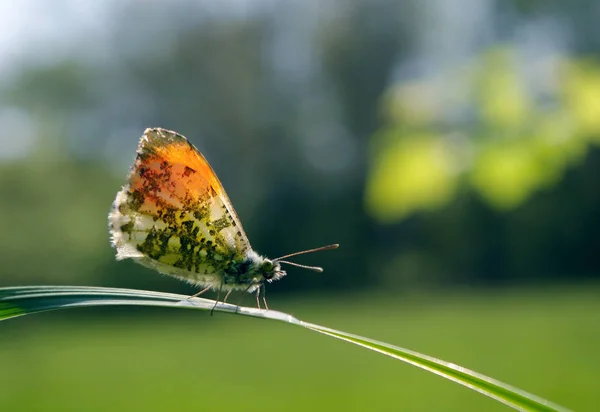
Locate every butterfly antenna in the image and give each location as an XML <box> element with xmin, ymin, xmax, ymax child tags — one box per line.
<box><xmin>273</xmin><ymin>244</ymin><xmax>339</xmax><ymax>262</ymax></box>
<box><xmin>278</xmin><ymin>260</ymin><xmax>324</xmax><ymax>273</ymax></box>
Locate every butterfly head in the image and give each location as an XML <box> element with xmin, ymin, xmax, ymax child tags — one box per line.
<box><xmin>239</xmin><ymin>244</ymin><xmax>340</xmax><ymax>289</ymax></box>
<box><xmin>233</xmin><ymin>252</ymin><xmax>286</xmax><ymax>290</ymax></box>
<box><xmin>259</xmin><ymin>258</ymin><xmax>285</xmax><ymax>282</ymax></box>
<box><xmin>252</xmin><ymin>243</ymin><xmax>340</xmax><ymax>285</ymax></box>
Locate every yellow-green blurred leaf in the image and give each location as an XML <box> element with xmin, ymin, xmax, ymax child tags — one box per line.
<box><xmin>471</xmin><ymin>139</ymin><xmax>547</xmax><ymax>210</ymax></box>
<box><xmin>476</xmin><ymin>48</ymin><xmax>530</xmax><ymax>129</ymax></box>
<box><xmin>561</xmin><ymin>59</ymin><xmax>600</xmax><ymax>138</ymax></box>
<box><xmin>365</xmin><ymin>132</ymin><xmax>458</xmax><ymax>222</ymax></box>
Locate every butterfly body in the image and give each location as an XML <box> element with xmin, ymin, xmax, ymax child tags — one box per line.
<box><xmin>109</xmin><ymin>128</ymin><xmax>336</xmax><ymax>306</ymax></box>
<box><xmin>109</xmin><ymin>128</ymin><xmax>285</xmax><ymax>295</ymax></box>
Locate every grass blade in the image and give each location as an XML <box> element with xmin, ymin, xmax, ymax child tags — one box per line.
<box><xmin>299</xmin><ymin>322</ymin><xmax>570</xmax><ymax>412</ymax></box>
<box><xmin>0</xmin><ymin>285</ymin><xmax>570</xmax><ymax>412</ymax></box>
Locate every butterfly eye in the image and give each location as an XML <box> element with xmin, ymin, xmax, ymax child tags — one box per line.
<box><xmin>261</xmin><ymin>259</ymin><xmax>276</xmax><ymax>280</ymax></box>
<box><xmin>262</xmin><ymin>259</ymin><xmax>274</xmax><ymax>271</ymax></box>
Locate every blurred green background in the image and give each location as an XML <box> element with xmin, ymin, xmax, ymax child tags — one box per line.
<box><xmin>0</xmin><ymin>1</ymin><xmax>599</xmax><ymax>411</ymax></box>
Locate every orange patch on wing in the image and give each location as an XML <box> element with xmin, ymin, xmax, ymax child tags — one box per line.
<box><xmin>127</xmin><ymin>136</ymin><xmax>225</xmax><ymax>216</ymax></box>
<box><xmin>149</xmin><ymin>139</ymin><xmax>223</xmax><ymax>194</ymax></box>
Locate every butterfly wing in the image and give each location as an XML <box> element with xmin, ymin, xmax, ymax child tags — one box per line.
<box><xmin>109</xmin><ymin>128</ymin><xmax>252</xmax><ymax>288</ymax></box>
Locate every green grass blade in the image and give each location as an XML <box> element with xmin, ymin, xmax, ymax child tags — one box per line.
<box><xmin>299</xmin><ymin>322</ymin><xmax>571</xmax><ymax>412</ymax></box>
<box><xmin>0</xmin><ymin>286</ymin><xmax>570</xmax><ymax>412</ymax></box>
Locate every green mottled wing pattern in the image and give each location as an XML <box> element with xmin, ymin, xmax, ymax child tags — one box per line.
<box><xmin>109</xmin><ymin>128</ymin><xmax>253</xmax><ymax>290</ymax></box>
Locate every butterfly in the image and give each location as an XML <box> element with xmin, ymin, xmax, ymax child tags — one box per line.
<box><xmin>109</xmin><ymin>128</ymin><xmax>338</xmax><ymax>310</ymax></box>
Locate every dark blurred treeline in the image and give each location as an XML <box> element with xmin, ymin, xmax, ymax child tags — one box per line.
<box><xmin>0</xmin><ymin>0</ymin><xmax>598</xmax><ymax>296</ymax></box>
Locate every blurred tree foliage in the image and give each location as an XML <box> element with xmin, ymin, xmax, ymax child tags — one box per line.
<box><xmin>367</xmin><ymin>49</ymin><xmax>600</xmax><ymax>219</ymax></box>
<box><xmin>0</xmin><ymin>1</ymin><xmax>597</xmax><ymax>295</ymax></box>
<box><xmin>366</xmin><ymin>48</ymin><xmax>600</xmax><ymax>286</ymax></box>
<box><xmin>0</xmin><ymin>1</ymin><xmax>404</xmax><ymax>294</ymax></box>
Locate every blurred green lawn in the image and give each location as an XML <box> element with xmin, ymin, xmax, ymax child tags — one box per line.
<box><xmin>1</xmin><ymin>285</ymin><xmax>598</xmax><ymax>412</ymax></box>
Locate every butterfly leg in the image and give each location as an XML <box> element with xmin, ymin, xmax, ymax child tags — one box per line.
<box><xmin>255</xmin><ymin>284</ymin><xmax>268</xmax><ymax>310</ymax></box>
<box><xmin>187</xmin><ymin>285</ymin><xmax>212</xmax><ymax>300</ymax></box>
<box><xmin>261</xmin><ymin>284</ymin><xmax>269</xmax><ymax>311</ymax></box>
<box><xmin>223</xmin><ymin>289</ymin><xmax>232</xmax><ymax>303</ymax></box>
<box><xmin>210</xmin><ymin>284</ymin><xmax>223</xmax><ymax>316</ymax></box>
<box><xmin>233</xmin><ymin>284</ymin><xmax>254</xmax><ymax>313</ymax></box>
<box><xmin>255</xmin><ymin>289</ymin><xmax>261</xmax><ymax>309</ymax></box>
